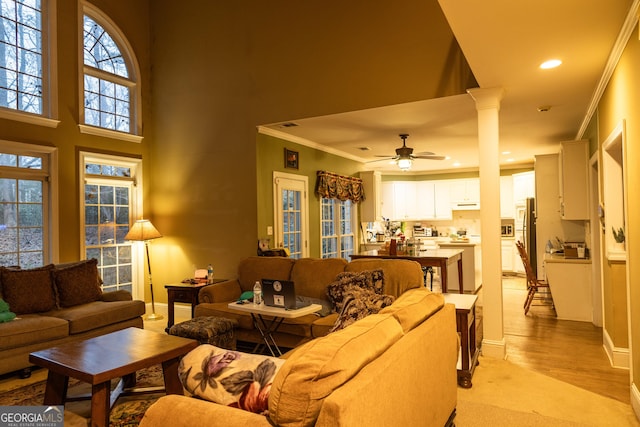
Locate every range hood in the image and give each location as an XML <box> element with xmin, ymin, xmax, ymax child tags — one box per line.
<box><xmin>452</xmin><ymin>201</ymin><xmax>480</xmax><ymax>210</ymax></box>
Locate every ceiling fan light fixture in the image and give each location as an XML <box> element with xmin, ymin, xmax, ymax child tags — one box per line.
<box><xmin>398</xmin><ymin>157</ymin><xmax>412</xmax><ymax>171</ymax></box>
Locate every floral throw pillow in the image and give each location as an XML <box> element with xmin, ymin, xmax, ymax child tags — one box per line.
<box><xmin>330</xmin><ymin>289</ymin><xmax>395</xmax><ymax>332</ymax></box>
<box><xmin>178</xmin><ymin>344</ymin><xmax>285</xmax><ymax>415</ymax></box>
<box><xmin>326</xmin><ymin>269</ymin><xmax>384</xmax><ymax>312</ymax></box>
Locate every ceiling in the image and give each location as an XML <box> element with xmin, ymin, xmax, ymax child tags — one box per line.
<box><xmin>260</xmin><ymin>0</ymin><xmax>636</xmax><ymax>173</ymax></box>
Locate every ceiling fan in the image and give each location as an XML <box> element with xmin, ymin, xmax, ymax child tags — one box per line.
<box><xmin>371</xmin><ymin>134</ymin><xmax>445</xmax><ymax>171</ymax></box>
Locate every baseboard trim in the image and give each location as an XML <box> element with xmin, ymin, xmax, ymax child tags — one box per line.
<box><xmin>631</xmin><ymin>382</ymin><xmax>640</xmax><ymax>422</ymax></box>
<box><xmin>603</xmin><ymin>329</ymin><xmax>630</xmax><ymax>369</ymax></box>
<box><xmin>481</xmin><ymin>338</ymin><xmax>506</xmax><ymax>359</ymax></box>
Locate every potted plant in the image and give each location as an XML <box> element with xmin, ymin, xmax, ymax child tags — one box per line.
<box><xmin>612</xmin><ymin>226</ymin><xmax>625</xmax><ymax>250</ymax></box>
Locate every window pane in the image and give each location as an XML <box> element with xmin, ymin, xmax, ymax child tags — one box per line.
<box><xmin>0</xmin><ymin>0</ymin><xmax>44</xmax><ymax>115</ymax></box>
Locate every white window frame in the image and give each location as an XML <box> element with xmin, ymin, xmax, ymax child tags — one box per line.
<box><xmin>79</xmin><ymin>151</ymin><xmax>143</xmax><ymax>299</ymax></box>
<box><xmin>320</xmin><ymin>197</ymin><xmax>356</xmax><ymax>259</ymax></box>
<box><xmin>0</xmin><ymin>139</ymin><xmax>59</xmax><ymax>265</ymax></box>
<box><xmin>78</xmin><ymin>1</ymin><xmax>142</xmax><ymax>143</ymax></box>
<box><xmin>0</xmin><ymin>0</ymin><xmax>60</xmax><ymax>128</ymax></box>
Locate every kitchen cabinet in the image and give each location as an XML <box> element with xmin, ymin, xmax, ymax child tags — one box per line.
<box><xmin>434</xmin><ymin>181</ymin><xmax>452</xmax><ymax>219</ymax></box>
<box><xmin>381</xmin><ymin>180</ymin><xmax>452</xmax><ymax>221</ymax></box>
<box><xmin>501</xmin><ymin>238</ymin><xmax>515</xmax><ymax>272</ymax></box>
<box><xmin>450</xmin><ymin>178</ymin><xmax>480</xmax><ymax>209</ymax></box>
<box><xmin>544</xmin><ymin>254</ymin><xmax>592</xmax><ymax>322</ymax></box>
<box><xmin>500</xmin><ymin>175</ymin><xmax>514</xmax><ymax>218</ymax></box>
<box><xmin>359</xmin><ymin>171</ymin><xmax>382</xmax><ymax>222</ymax></box>
<box><xmin>559</xmin><ymin>140</ymin><xmax>589</xmax><ymax>220</ymax></box>
<box><xmin>513</xmin><ymin>171</ymin><xmax>535</xmax><ymax>204</ymax></box>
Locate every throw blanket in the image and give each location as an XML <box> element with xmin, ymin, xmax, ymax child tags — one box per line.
<box><xmin>0</xmin><ymin>298</ymin><xmax>16</xmax><ymax>322</ymax></box>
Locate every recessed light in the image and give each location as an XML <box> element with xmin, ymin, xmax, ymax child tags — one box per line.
<box><xmin>537</xmin><ymin>105</ymin><xmax>551</xmax><ymax>112</ymax></box>
<box><xmin>278</xmin><ymin>122</ymin><xmax>299</xmax><ymax>128</ymax></box>
<box><xmin>540</xmin><ymin>59</ymin><xmax>562</xmax><ymax>69</ymax></box>
<box><xmin>506</xmin><ymin>158</ymin><xmax>515</xmax><ymax>162</ymax></box>
<box><xmin>502</xmin><ymin>151</ymin><xmax>511</xmax><ymax>155</ymax></box>
<box><xmin>358</xmin><ymin>147</ymin><xmax>371</xmax><ymax>151</ymax></box>
<box><xmin>453</xmin><ymin>162</ymin><xmax>461</xmax><ymax>167</ymax></box>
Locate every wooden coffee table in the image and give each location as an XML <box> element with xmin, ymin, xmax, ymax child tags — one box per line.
<box><xmin>29</xmin><ymin>327</ymin><xmax>198</xmax><ymax>427</ymax></box>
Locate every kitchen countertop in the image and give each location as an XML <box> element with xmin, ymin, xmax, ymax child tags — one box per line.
<box><xmin>544</xmin><ymin>253</ymin><xmax>591</xmax><ymax>264</ymax></box>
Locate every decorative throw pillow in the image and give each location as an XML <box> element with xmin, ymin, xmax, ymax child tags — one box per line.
<box><xmin>52</xmin><ymin>259</ymin><xmax>103</xmax><ymax>308</ymax></box>
<box><xmin>178</xmin><ymin>344</ymin><xmax>285</xmax><ymax>415</ymax></box>
<box><xmin>326</xmin><ymin>269</ymin><xmax>384</xmax><ymax>312</ymax></box>
<box><xmin>330</xmin><ymin>289</ymin><xmax>395</xmax><ymax>332</ymax></box>
<box><xmin>1</xmin><ymin>264</ymin><xmax>56</xmax><ymax>314</ymax></box>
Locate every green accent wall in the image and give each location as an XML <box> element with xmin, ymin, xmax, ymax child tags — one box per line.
<box><xmin>256</xmin><ymin>133</ymin><xmax>364</xmax><ymax>258</ymax></box>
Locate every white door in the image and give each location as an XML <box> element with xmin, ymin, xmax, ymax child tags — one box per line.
<box><xmin>274</xmin><ymin>172</ymin><xmax>308</xmax><ymax>258</ymax></box>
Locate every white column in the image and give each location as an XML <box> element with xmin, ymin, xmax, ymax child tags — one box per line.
<box><xmin>468</xmin><ymin>87</ymin><xmax>506</xmax><ymax>359</ymax></box>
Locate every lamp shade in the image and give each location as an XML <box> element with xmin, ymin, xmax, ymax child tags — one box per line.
<box><xmin>124</xmin><ymin>219</ymin><xmax>162</xmax><ymax>242</ymax></box>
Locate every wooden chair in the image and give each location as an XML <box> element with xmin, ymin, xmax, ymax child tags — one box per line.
<box><xmin>515</xmin><ymin>240</ymin><xmax>553</xmax><ymax>315</ymax></box>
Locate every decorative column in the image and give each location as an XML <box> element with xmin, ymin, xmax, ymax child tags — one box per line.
<box><xmin>468</xmin><ymin>87</ymin><xmax>506</xmax><ymax>359</ymax></box>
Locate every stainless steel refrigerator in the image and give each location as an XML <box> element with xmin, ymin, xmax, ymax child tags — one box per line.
<box><xmin>522</xmin><ymin>197</ymin><xmax>537</xmax><ymax>276</ymax></box>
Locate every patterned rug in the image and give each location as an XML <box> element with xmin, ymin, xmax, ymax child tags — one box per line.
<box><xmin>0</xmin><ymin>365</ymin><xmax>164</xmax><ymax>426</ymax></box>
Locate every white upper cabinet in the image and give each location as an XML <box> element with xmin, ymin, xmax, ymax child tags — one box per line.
<box><xmin>433</xmin><ymin>181</ymin><xmax>452</xmax><ymax>219</ymax></box>
<box><xmin>558</xmin><ymin>140</ymin><xmax>589</xmax><ymax>220</ymax></box>
<box><xmin>416</xmin><ymin>181</ymin><xmax>436</xmax><ymax>219</ymax></box>
<box><xmin>512</xmin><ymin>171</ymin><xmax>535</xmax><ymax>204</ymax></box>
<box><xmin>393</xmin><ymin>181</ymin><xmax>418</xmax><ymax>220</ymax></box>
<box><xmin>381</xmin><ymin>181</ymin><xmax>394</xmax><ymax>220</ymax></box>
<box><xmin>450</xmin><ymin>178</ymin><xmax>480</xmax><ymax>209</ymax></box>
<box><xmin>500</xmin><ymin>175</ymin><xmax>514</xmax><ymax>218</ymax></box>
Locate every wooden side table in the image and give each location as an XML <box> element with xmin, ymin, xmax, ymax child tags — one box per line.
<box><xmin>443</xmin><ymin>293</ymin><xmax>480</xmax><ymax>388</ymax></box>
<box><xmin>165</xmin><ymin>280</ymin><xmax>225</xmax><ymax>332</ymax></box>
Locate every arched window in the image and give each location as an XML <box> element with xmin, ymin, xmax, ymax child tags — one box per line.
<box><xmin>80</xmin><ymin>3</ymin><xmax>141</xmax><ymax>141</ymax></box>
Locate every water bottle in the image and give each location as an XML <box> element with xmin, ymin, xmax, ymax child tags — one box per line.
<box><xmin>253</xmin><ymin>281</ymin><xmax>262</xmax><ymax>305</ymax></box>
<box><xmin>207</xmin><ymin>264</ymin><xmax>214</xmax><ymax>283</ymax></box>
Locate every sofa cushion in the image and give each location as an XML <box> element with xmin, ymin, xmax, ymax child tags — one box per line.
<box><xmin>52</xmin><ymin>259</ymin><xmax>103</xmax><ymax>308</ymax></box>
<box><xmin>330</xmin><ymin>290</ymin><xmax>395</xmax><ymax>332</ymax></box>
<box><xmin>345</xmin><ymin>259</ymin><xmax>423</xmax><ymax>297</ymax></box>
<box><xmin>379</xmin><ymin>287</ymin><xmax>444</xmax><ymax>332</ymax></box>
<box><xmin>179</xmin><ymin>344</ymin><xmax>285</xmax><ymax>414</ymax></box>
<box><xmin>45</xmin><ymin>299</ymin><xmax>145</xmax><ymax>334</ymax></box>
<box><xmin>0</xmin><ymin>314</ymin><xmax>69</xmax><ymax>351</ymax></box>
<box><xmin>237</xmin><ymin>257</ymin><xmax>295</xmax><ymax>293</ymax></box>
<box><xmin>290</xmin><ymin>258</ymin><xmax>348</xmax><ymax>301</ymax></box>
<box><xmin>268</xmin><ymin>313</ymin><xmax>403</xmax><ymax>427</ymax></box>
<box><xmin>326</xmin><ymin>269</ymin><xmax>384</xmax><ymax>312</ymax></box>
<box><xmin>0</xmin><ymin>265</ymin><xmax>56</xmax><ymax>314</ymax></box>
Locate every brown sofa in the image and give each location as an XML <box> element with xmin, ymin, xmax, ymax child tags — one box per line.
<box><xmin>195</xmin><ymin>256</ymin><xmax>426</xmax><ymax>348</ymax></box>
<box><xmin>0</xmin><ymin>260</ymin><xmax>146</xmax><ymax>376</ymax></box>
<box><xmin>140</xmin><ymin>287</ymin><xmax>459</xmax><ymax>427</ymax></box>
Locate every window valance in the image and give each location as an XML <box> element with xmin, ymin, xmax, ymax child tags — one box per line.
<box><xmin>315</xmin><ymin>170</ymin><xmax>365</xmax><ymax>203</ymax></box>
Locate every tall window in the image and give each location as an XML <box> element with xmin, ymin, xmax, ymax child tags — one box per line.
<box><xmin>81</xmin><ymin>3</ymin><xmax>140</xmax><ymax>137</ymax></box>
<box><xmin>81</xmin><ymin>153</ymin><xmax>141</xmax><ymax>295</ymax></box>
<box><xmin>0</xmin><ymin>0</ymin><xmax>47</xmax><ymax>115</ymax></box>
<box><xmin>320</xmin><ymin>198</ymin><xmax>355</xmax><ymax>259</ymax></box>
<box><xmin>0</xmin><ymin>141</ymin><xmax>56</xmax><ymax>268</ymax></box>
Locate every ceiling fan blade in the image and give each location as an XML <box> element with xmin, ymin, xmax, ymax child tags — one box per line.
<box><xmin>413</xmin><ymin>154</ymin><xmax>446</xmax><ymax>160</ymax></box>
<box><xmin>413</xmin><ymin>151</ymin><xmax>436</xmax><ymax>156</ymax></box>
<box><xmin>367</xmin><ymin>156</ymin><xmax>396</xmax><ymax>163</ymax></box>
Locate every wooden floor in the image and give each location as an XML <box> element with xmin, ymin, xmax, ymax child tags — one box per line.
<box><xmin>497</xmin><ymin>275</ymin><xmax>630</xmax><ymax>404</ymax></box>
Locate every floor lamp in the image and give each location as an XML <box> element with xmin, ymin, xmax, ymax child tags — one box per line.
<box><xmin>125</xmin><ymin>219</ymin><xmax>163</xmax><ymax>321</ymax></box>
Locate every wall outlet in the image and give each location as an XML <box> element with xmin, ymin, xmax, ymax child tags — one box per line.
<box><xmin>267</xmin><ymin>226</ymin><xmax>273</xmax><ymax>236</ymax></box>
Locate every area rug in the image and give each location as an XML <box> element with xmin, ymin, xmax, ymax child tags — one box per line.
<box><xmin>0</xmin><ymin>365</ymin><xmax>164</xmax><ymax>426</ymax></box>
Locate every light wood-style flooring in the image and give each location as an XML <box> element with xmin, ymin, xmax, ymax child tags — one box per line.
<box><xmin>499</xmin><ymin>275</ymin><xmax>630</xmax><ymax>404</ymax></box>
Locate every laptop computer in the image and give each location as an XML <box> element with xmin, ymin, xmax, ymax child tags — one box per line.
<box><xmin>261</xmin><ymin>279</ymin><xmax>311</xmax><ymax>310</ymax></box>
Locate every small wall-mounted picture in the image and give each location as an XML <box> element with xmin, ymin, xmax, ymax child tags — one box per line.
<box><xmin>285</xmin><ymin>148</ymin><xmax>299</xmax><ymax>169</ymax></box>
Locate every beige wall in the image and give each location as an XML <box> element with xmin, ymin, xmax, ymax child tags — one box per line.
<box><xmin>597</xmin><ymin>22</ymin><xmax>640</xmax><ymax>384</ymax></box>
<box><xmin>147</xmin><ymin>0</ymin><xmax>474</xmax><ymax>299</ymax></box>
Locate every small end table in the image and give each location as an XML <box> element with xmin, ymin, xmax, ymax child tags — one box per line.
<box><xmin>443</xmin><ymin>292</ymin><xmax>480</xmax><ymax>388</ymax></box>
<box><xmin>165</xmin><ymin>280</ymin><xmax>225</xmax><ymax>332</ymax></box>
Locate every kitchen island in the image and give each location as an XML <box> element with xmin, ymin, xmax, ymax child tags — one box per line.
<box><xmin>544</xmin><ymin>253</ymin><xmax>592</xmax><ymax>322</ymax></box>
<box><xmin>350</xmin><ymin>248</ymin><xmax>464</xmax><ymax>293</ymax></box>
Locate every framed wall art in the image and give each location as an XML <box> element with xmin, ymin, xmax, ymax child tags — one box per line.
<box><xmin>285</xmin><ymin>148</ymin><xmax>299</xmax><ymax>169</ymax></box>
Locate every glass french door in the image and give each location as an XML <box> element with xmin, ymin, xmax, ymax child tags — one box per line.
<box><xmin>274</xmin><ymin>172</ymin><xmax>308</xmax><ymax>259</ymax></box>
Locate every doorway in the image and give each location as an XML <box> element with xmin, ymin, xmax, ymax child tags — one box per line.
<box><xmin>273</xmin><ymin>171</ymin><xmax>308</xmax><ymax>258</ymax></box>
